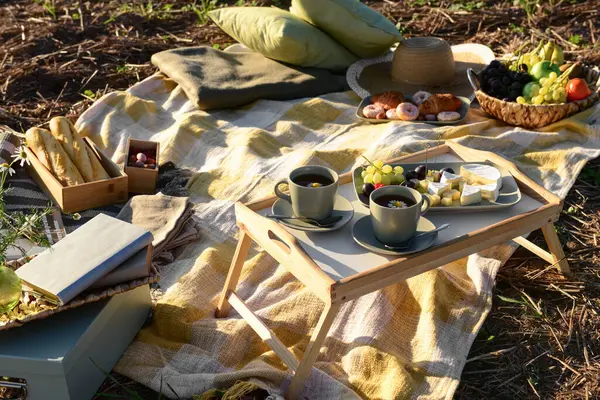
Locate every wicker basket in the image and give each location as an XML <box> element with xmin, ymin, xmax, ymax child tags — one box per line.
<box><xmin>467</xmin><ymin>65</ymin><xmax>600</xmax><ymax>129</ymax></box>
<box><xmin>0</xmin><ymin>256</ymin><xmax>159</xmax><ymax>331</ymax></box>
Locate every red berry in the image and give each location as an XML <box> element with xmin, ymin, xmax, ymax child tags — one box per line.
<box><xmin>374</xmin><ymin>183</ymin><xmax>385</xmax><ymax>190</ymax></box>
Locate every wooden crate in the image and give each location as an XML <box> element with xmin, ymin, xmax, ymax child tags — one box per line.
<box><xmin>25</xmin><ymin>138</ymin><xmax>128</xmax><ymax>213</ymax></box>
<box><xmin>123</xmin><ymin>138</ymin><xmax>159</xmax><ymax>194</ymax></box>
<box><xmin>215</xmin><ymin>142</ymin><xmax>570</xmax><ymax>400</ymax></box>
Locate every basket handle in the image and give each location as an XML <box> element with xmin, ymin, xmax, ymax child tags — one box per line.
<box><xmin>467</xmin><ymin>68</ymin><xmax>481</xmax><ymax>91</ymax></box>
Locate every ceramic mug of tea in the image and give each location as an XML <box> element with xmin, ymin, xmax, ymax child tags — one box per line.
<box><xmin>274</xmin><ymin>165</ymin><xmax>339</xmax><ymax>220</ymax></box>
<box><xmin>370</xmin><ymin>186</ymin><xmax>431</xmax><ymax>245</ymax></box>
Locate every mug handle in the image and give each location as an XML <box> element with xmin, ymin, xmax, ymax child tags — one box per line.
<box><xmin>419</xmin><ymin>195</ymin><xmax>431</xmax><ymax>217</ymax></box>
<box><xmin>274</xmin><ymin>180</ymin><xmax>291</xmax><ymax>204</ymax></box>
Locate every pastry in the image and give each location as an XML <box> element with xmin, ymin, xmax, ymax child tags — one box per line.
<box><xmin>386</xmin><ymin>109</ymin><xmax>399</xmax><ymax>120</ymax></box>
<box><xmin>412</xmin><ymin>91</ymin><xmax>432</xmax><ymax>105</ymax></box>
<box><xmin>363</xmin><ymin>104</ymin><xmax>385</xmax><ymax>119</ymax></box>
<box><xmin>437</xmin><ymin>111</ymin><xmax>461</xmax><ymax>121</ymax></box>
<box><xmin>372</xmin><ymin>91</ymin><xmax>405</xmax><ymax>110</ymax></box>
<box><xmin>49</xmin><ymin>117</ymin><xmax>110</xmax><ymax>182</ymax></box>
<box><xmin>26</xmin><ymin>127</ymin><xmax>85</xmax><ymax>186</ymax></box>
<box><xmin>396</xmin><ymin>102</ymin><xmax>419</xmax><ymax>121</ymax></box>
<box><xmin>418</xmin><ymin>94</ymin><xmax>462</xmax><ymax>115</ymax></box>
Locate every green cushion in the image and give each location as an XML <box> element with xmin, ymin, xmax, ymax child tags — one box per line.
<box><xmin>290</xmin><ymin>0</ymin><xmax>402</xmax><ymax>58</ymax></box>
<box><xmin>208</xmin><ymin>7</ymin><xmax>357</xmax><ymax>71</ymax></box>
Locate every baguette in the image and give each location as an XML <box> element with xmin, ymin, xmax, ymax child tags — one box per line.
<box><xmin>49</xmin><ymin>116</ymin><xmax>110</xmax><ymax>182</ymax></box>
<box><xmin>25</xmin><ymin>127</ymin><xmax>85</xmax><ymax>186</ymax></box>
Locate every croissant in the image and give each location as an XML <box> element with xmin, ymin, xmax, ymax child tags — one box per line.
<box><xmin>418</xmin><ymin>94</ymin><xmax>462</xmax><ymax>115</ymax></box>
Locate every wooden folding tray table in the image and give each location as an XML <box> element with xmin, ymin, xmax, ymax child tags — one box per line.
<box><xmin>215</xmin><ymin>142</ymin><xmax>569</xmax><ymax>400</ymax></box>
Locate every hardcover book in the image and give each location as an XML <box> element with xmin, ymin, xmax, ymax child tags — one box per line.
<box><xmin>15</xmin><ymin>214</ymin><xmax>153</xmax><ymax>305</ymax></box>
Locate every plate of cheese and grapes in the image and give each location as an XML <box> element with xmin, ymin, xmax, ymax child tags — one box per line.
<box><xmin>352</xmin><ymin>157</ymin><xmax>521</xmax><ymax>211</ymax></box>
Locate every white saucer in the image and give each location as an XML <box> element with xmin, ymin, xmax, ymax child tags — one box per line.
<box><xmin>271</xmin><ymin>195</ymin><xmax>354</xmax><ymax>232</ymax></box>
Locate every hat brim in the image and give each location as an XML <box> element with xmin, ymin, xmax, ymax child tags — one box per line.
<box><xmin>347</xmin><ymin>43</ymin><xmax>495</xmax><ymax>100</ymax></box>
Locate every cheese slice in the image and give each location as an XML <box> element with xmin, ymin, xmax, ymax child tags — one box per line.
<box><xmin>460</xmin><ymin>164</ymin><xmax>503</xmax><ymax>188</ymax></box>
<box><xmin>477</xmin><ymin>182</ymin><xmax>500</xmax><ymax>201</ymax></box>
<box><xmin>460</xmin><ymin>184</ymin><xmax>482</xmax><ymax>206</ymax></box>
<box><xmin>440</xmin><ymin>171</ymin><xmax>463</xmax><ymax>185</ymax></box>
<box><xmin>428</xmin><ymin>182</ymin><xmax>451</xmax><ymax>196</ymax></box>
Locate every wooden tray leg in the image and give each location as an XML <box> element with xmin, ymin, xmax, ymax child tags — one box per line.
<box><xmin>287</xmin><ymin>301</ymin><xmax>341</xmax><ymax>400</ymax></box>
<box><xmin>513</xmin><ymin>223</ymin><xmax>571</xmax><ymax>275</ymax></box>
<box><xmin>541</xmin><ymin>222</ymin><xmax>571</xmax><ymax>275</ymax></box>
<box><xmin>216</xmin><ymin>231</ymin><xmax>252</xmax><ymax>318</ymax></box>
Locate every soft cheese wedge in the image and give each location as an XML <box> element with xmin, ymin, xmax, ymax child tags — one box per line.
<box><xmin>460</xmin><ymin>164</ymin><xmax>503</xmax><ymax>188</ymax></box>
<box><xmin>428</xmin><ymin>182</ymin><xmax>451</xmax><ymax>196</ymax></box>
<box><xmin>440</xmin><ymin>171</ymin><xmax>463</xmax><ymax>186</ymax></box>
<box><xmin>460</xmin><ymin>184</ymin><xmax>483</xmax><ymax>206</ymax></box>
<box><xmin>476</xmin><ymin>182</ymin><xmax>500</xmax><ymax>201</ymax></box>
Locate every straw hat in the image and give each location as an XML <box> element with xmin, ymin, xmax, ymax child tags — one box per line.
<box><xmin>347</xmin><ymin>37</ymin><xmax>495</xmax><ymax>99</ymax></box>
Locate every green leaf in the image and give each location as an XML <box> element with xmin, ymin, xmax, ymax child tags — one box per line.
<box><xmin>568</xmin><ymin>34</ymin><xmax>582</xmax><ymax>45</ymax></box>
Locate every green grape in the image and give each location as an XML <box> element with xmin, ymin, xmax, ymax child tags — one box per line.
<box><xmin>552</xmin><ymin>91</ymin><xmax>561</xmax><ymax>101</ymax></box>
<box><xmin>361</xmin><ymin>170</ymin><xmax>368</xmax><ymax>178</ymax></box>
<box><xmin>373</xmin><ymin>160</ymin><xmax>384</xmax><ymax>169</ymax></box>
<box><xmin>373</xmin><ymin>172</ymin><xmax>382</xmax><ymax>184</ymax></box>
<box><xmin>548</xmin><ymin>71</ymin><xmax>558</xmax><ymax>80</ymax></box>
<box><xmin>539</xmin><ymin>78</ymin><xmax>547</xmax><ymax>86</ymax></box>
<box><xmin>395</xmin><ymin>173</ymin><xmax>405</xmax><ymax>184</ymax></box>
<box><xmin>539</xmin><ymin>86</ymin><xmax>549</xmax><ymax>95</ymax></box>
<box><xmin>559</xmin><ymin>93</ymin><xmax>567</xmax><ymax>103</ymax></box>
<box><xmin>544</xmin><ymin>93</ymin><xmax>552</xmax><ymax>101</ymax></box>
<box><xmin>381</xmin><ymin>174</ymin><xmax>391</xmax><ymax>185</ymax></box>
<box><xmin>381</xmin><ymin>165</ymin><xmax>392</xmax><ymax>174</ymax></box>
<box><xmin>363</xmin><ymin>173</ymin><xmax>373</xmax><ymax>183</ymax></box>
<box><xmin>393</xmin><ymin>166</ymin><xmax>404</xmax><ymax>174</ymax></box>
<box><xmin>366</xmin><ymin>165</ymin><xmax>375</xmax><ymax>174</ymax></box>
<box><xmin>533</xmin><ymin>95</ymin><xmax>544</xmax><ymax>105</ymax></box>
<box><xmin>516</xmin><ymin>96</ymin><xmax>527</xmax><ymax>104</ymax></box>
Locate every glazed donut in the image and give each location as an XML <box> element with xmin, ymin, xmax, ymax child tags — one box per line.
<box><xmin>412</xmin><ymin>91</ymin><xmax>432</xmax><ymax>105</ymax></box>
<box><xmin>425</xmin><ymin>114</ymin><xmax>437</xmax><ymax>121</ymax></box>
<box><xmin>363</xmin><ymin>104</ymin><xmax>385</xmax><ymax>119</ymax></box>
<box><xmin>396</xmin><ymin>102</ymin><xmax>419</xmax><ymax>121</ymax></box>
<box><xmin>386</xmin><ymin>109</ymin><xmax>399</xmax><ymax>120</ymax></box>
<box><xmin>437</xmin><ymin>111</ymin><xmax>461</xmax><ymax>121</ymax></box>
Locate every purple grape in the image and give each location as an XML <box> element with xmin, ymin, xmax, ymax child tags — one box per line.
<box><xmin>362</xmin><ymin>183</ymin><xmax>375</xmax><ymax>197</ymax></box>
<box><xmin>440</xmin><ymin>167</ymin><xmax>455</xmax><ymax>175</ymax></box>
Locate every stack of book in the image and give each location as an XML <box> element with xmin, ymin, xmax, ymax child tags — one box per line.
<box><xmin>15</xmin><ymin>214</ymin><xmax>153</xmax><ymax>305</ymax></box>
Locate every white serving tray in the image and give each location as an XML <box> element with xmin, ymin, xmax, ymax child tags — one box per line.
<box><xmin>259</xmin><ymin>153</ymin><xmax>542</xmax><ymax>281</ymax></box>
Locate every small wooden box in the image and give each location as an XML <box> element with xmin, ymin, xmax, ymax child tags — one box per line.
<box><xmin>25</xmin><ymin>138</ymin><xmax>128</xmax><ymax>213</ymax></box>
<box><xmin>123</xmin><ymin>138</ymin><xmax>159</xmax><ymax>194</ymax></box>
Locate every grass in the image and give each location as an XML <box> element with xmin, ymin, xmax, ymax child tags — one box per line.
<box><xmin>0</xmin><ymin>1</ymin><xmax>599</xmax><ymax>397</ymax></box>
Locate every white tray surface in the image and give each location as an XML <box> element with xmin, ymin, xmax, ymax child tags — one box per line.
<box><xmin>259</xmin><ymin>154</ymin><xmax>544</xmax><ymax>281</ymax></box>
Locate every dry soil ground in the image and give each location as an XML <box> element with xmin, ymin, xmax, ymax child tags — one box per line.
<box><xmin>0</xmin><ymin>1</ymin><xmax>598</xmax><ymax>399</ymax></box>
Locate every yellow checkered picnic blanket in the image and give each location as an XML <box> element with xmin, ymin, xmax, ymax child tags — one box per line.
<box><xmin>76</xmin><ymin>74</ymin><xmax>600</xmax><ymax>399</ymax></box>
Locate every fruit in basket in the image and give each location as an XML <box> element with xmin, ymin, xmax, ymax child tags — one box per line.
<box><xmin>0</xmin><ymin>266</ymin><xmax>22</xmax><ymax>314</ymax></box>
<box><xmin>539</xmin><ymin>41</ymin><xmax>565</xmax><ymax>66</ymax></box>
<box><xmin>480</xmin><ymin>63</ymin><xmax>532</xmax><ymax>102</ymax></box>
<box><xmin>530</xmin><ymin>61</ymin><xmax>561</xmax><ymax>81</ymax></box>
<box><xmin>566</xmin><ymin>78</ymin><xmax>592</xmax><ymax>102</ymax></box>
